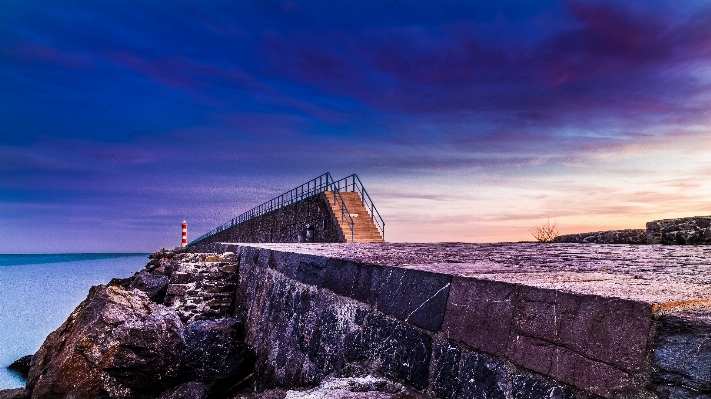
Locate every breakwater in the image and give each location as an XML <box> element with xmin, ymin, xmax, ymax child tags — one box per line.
<box><xmin>555</xmin><ymin>215</ymin><xmax>711</xmax><ymax>244</ymax></box>
<box><xmin>4</xmin><ymin>243</ymin><xmax>709</xmax><ymax>399</ymax></box>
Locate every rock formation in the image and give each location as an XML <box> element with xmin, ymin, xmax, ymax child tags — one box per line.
<box><xmin>554</xmin><ymin>229</ymin><xmax>646</xmax><ymax>244</ymax></box>
<box><xmin>646</xmin><ymin>216</ymin><xmax>711</xmax><ymax>244</ymax></box>
<box><xmin>26</xmin><ymin>285</ymin><xmax>185</xmax><ymax>398</ymax></box>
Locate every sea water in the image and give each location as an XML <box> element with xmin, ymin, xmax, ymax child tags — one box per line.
<box><xmin>0</xmin><ymin>254</ymin><xmax>148</xmax><ymax>389</ymax></box>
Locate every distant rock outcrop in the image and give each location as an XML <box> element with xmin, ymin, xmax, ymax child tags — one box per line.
<box><xmin>646</xmin><ymin>216</ymin><xmax>711</xmax><ymax>244</ymax></box>
<box><xmin>554</xmin><ymin>229</ymin><xmax>647</xmax><ymax>244</ymax></box>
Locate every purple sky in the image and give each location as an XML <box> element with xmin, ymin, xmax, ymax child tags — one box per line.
<box><xmin>2</xmin><ymin>0</ymin><xmax>711</xmax><ymax>252</ymax></box>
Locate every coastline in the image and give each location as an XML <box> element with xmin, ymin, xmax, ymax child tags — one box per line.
<box><xmin>0</xmin><ymin>254</ymin><xmax>147</xmax><ymax>389</ymax></box>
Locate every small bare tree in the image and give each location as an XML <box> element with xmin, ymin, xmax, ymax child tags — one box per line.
<box><xmin>530</xmin><ymin>219</ymin><xmax>559</xmax><ymax>242</ymax></box>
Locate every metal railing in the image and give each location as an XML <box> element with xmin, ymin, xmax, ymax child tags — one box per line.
<box><xmin>329</xmin><ymin>174</ymin><xmax>385</xmax><ymax>240</ymax></box>
<box><xmin>190</xmin><ymin>173</ymin><xmax>364</xmax><ymax>245</ymax></box>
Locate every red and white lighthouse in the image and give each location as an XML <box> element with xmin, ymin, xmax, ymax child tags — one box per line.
<box><xmin>181</xmin><ymin>220</ymin><xmax>187</xmax><ymax>247</ymax></box>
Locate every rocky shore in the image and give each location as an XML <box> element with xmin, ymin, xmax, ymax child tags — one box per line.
<box><xmin>4</xmin><ymin>242</ymin><xmax>710</xmax><ymax>399</ymax></box>
<box><xmin>1</xmin><ymin>249</ymin><xmax>419</xmax><ymax>399</ymax></box>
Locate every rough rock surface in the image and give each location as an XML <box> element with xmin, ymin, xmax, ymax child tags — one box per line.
<box><xmin>128</xmin><ymin>270</ymin><xmax>170</xmax><ymax>302</ymax></box>
<box><xmin>7</xmin><ymin>355</ymin><xmax>32</xmax><ymax>379</ymax></box>
<box><xmin>554</xmin><ymin>229</ymin><xmax>647</xmax><ymax>244</ymax></box>
<box><xmin>181</xmin><ymin>318</ymin><xmax>255</xmax><ymax>394</ymax></box>
<box><xmin>156</xmin><ymin>381</ymin><xmax>210</xmax><ymax>399</ymax></box>
<box><xmin>647</xmin><ymin>216</ymin><xmax>711</xmax><ymax>244</ymax></box>
<box><xmin>0</xmin><ymin>389</ymin><xmax>29</xmax><ymax>399</ymax></box>
<box><xmin>26</xmin><ymin>285</ymin><xmax>185</xmax><ymax>399</ymax></box>
<box><xmin>164</xmin><ymin>253</ymin><xmax>239</xmax><ymax>323</ymax></box>
<box><xmin>284</xmin><ymin>376</ymin><xmax>425</xmax><ymax>399</ymax></box>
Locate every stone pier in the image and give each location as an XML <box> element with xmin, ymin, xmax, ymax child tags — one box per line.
<box><xmin>185</xmin><ymin>242</ymin><xmax>711</xmax><ymax>399</ymax></box>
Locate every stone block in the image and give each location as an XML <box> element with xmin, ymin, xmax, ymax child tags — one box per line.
<box><xmin>654</xmin><ymin>315</ymin><xmax>711</xmax><ymax>391</ymax></box>
<box><xmin>220</xmin><ymin>264</ymin><xmax>237</xmax><ymax>273</ymax></box>
<box><xmin>166</xmin><ymin>284</ymin><xmax>188</xmax><ymax>296</ymax></box>
<box><xmin>654</xmin><ymin>384</ymin><xmax>711</xmax><ymax>399</ymax></box>
<box><xmin>269</xmin><ymin>250</ymin><xmax>328</xmax><ymax>286</ymax></box>
<box><xmin>322</xmin><ymin>258</ymin><xmax>382</xmax><ymax>305</ymax></box>
<box><xmin>507</xmin><ymin>335</ymin><xmax>637</xmax><ymax>398</ymax></box>
<box><xmin>363</xmin><ymin>313</ymin><xmax>432</xmax><ymax>389</ymax></box>
<box><xmin>377</xmin><ymin>267</ymin><xmax>451</xmax><ymax>331</ymax></box>
<box><xmin>511</xmin><ymin>373</ymin><xmax>575</xmax><ymax>399</ymax></box>
<box><xmin>457</xmin><ymin>351</ymin><xmax>507</xmax><ymax>399</ymax></box>
<box><xmin>507</xmin><ymin>334</ymin><xmax>556</xmax><ymax>376</ymax></box>
<box><xmin>442</xmin><ymin>278</ymin><xmax>516</xmax><ymax>356</ymax></box>
<box><xmin>171</xmin><ymin>272</ymin><xmax>196</xmax><ymax>284</ymax></box>
<box><xmin>513</xmin><ymin>286</ymin><xmax>652</xmax><ymax>372</ymax></box>
<box><xmin>431</xmin><ymin>340</ymin><xmax>461</xmax><ymax>399</ymax></box>
<box><xmin>553</xmin><ymin>347</ymin><xmax>637</xmax><ymax>398</ymax></box>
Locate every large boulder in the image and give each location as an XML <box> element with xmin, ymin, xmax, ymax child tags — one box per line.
<box><xmin>181</xmin><ymin>318</ymin><xmax>255</xmax><ymax>394</ymax></box>
<box><xmin>109</xmin><ymin>270</ymin><xmax>170</xmax><ymax>303</ymax></box>
<box><xmin>26</xmin><ymin>285</ymin><xmax>185</xmax><ymax>399</ymax></box>
<box><xmin>128</xmin><ymin>270</ymin><xmax>170</xmax><ymax>302</ymax></box>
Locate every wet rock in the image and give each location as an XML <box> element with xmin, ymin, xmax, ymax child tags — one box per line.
<box><xmin>0</xmin><ymin>389</ymin><xmax>30</xmax><ymax>399</ymax></box>
<box><xmin>7</xmin><ymin>355</ymin><xmax>32</xmax><ymax>379</ymax></box>
<box><xmin>157</xmin><ymin>381</ymin><xmax>210</xmax><ymax>399</ymax></box>
<box><xmin>181</xmin><ymin>318</ymin><xmax>255</xmax><ymax>393</ymax></box>
<box><xmin>27</xmin><ymin>285</ymin><xmax>185</xmax><ymax>399</ymax></box>
<box><xmin>284</xmin><ymin>376</ymin><xmax>424</xmax><ymax>398</ymax></box>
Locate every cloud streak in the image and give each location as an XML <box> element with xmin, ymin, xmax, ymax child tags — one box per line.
<box><xmin>1</xmin><ymin>0</ymin><xmax>710</xmax><ymax>251</ymax></box>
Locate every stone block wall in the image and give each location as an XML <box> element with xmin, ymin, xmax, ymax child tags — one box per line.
<box><xmin>191</xmin><ymin>193</ymin><xmax>345</xmax><ymax>246</ymax></box>
<box><xmin>229</xmin><ymin>246</ymin><xmax>586</xmax><ymax>399</ymax></box>
<box><xmin>188</xmin><ymin>243</ymin><xmax>711</xmax><ymax>399</ymax></box>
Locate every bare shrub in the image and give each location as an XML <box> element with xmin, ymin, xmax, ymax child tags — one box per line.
<box><xmin>530</xmin><ymin>219</ymin><xmax>559</xmax><ymax>242</ymax></box>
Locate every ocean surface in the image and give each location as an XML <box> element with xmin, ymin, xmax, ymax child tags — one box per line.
<box><xmin>0</xmin><ymin>253</ymin><xmax>148</xmax><ymax>389</ymax></box>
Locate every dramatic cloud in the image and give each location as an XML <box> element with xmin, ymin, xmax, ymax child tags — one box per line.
<box><xmin>1</xmin><ymin>0</ymin><xmax>710</xmax><ymax>251</ymax></box>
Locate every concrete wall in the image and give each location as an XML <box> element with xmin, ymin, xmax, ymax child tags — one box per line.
<box><xmin>186</xmin><ymin>243</ymin><xmax>711</xmax><ymax>399</ymax></box>
<box><xmin>191</xmin><ymin>193</ymin><xmax>345</xmax><ymax>246</ymax></box>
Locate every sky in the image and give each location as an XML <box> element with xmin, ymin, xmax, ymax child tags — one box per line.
<box><xmin>1</xmin><ymin>0</ymin><xmax>711</xmax><ymax>253</ymax></box>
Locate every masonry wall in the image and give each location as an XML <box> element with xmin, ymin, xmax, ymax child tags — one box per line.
<box><xmin>191</xmin><ymin>193</ymin><xmax>344</xmax><ymax>246</ymax></box>
<box><xmin>189</xmin><ymin>243</ymin><xmax>711</xmax><ymax>399</ymax></box>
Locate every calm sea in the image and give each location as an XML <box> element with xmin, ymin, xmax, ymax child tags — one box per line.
<box><xmin>0</xmin><ymin>253</ymin><xmax>148</xmax><ymax>389</ymax></box>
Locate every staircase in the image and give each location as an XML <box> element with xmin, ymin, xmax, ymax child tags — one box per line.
<box><xmin>324</xmin><ymin>191</ymin><xmax>384</xmax><ymax>243</ymax></box>
<box><xmin>190</xmin><ymin>173</ymin><xmax>385</xmax><ymax>246</ymax></box>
